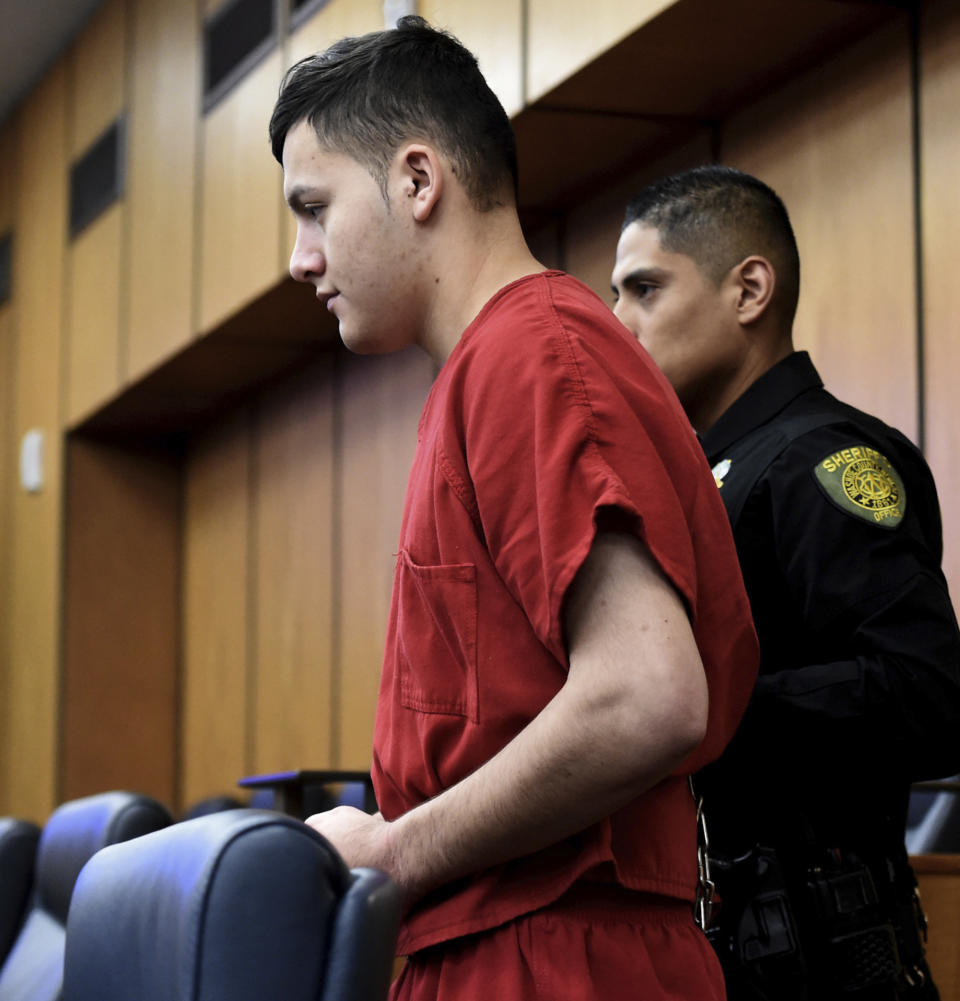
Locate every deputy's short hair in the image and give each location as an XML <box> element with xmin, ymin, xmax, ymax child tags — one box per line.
<box><xmin>269</xmin><ymin>15</ymin><xmax>518</xmax><ymax>212</ymax></box>
<box><xmin>623</xmin><ymin>166</ymin><xmax>800</xmax><ymax>327</ymax></box>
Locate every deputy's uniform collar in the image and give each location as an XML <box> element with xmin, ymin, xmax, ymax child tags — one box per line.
<box><xmin>700</xmin><ymin>351</ymin><xmax>824</xmax><ymax>460</ymax></box>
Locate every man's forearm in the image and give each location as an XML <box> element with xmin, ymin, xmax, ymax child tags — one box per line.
<box><xmin>388</xmin><ymin>656</ymin><xmax>704</xmax><ymax>901</ymax></box>
<box><xmin>384</xmin><ymin>531</ymin><xmax>708</xmax><ymax>899</ymax></box>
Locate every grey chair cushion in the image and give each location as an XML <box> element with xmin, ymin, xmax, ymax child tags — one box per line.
<box><xmin>37</xmin><ymin>791</ymin><xmax>172</xmax><ymax>925</ymax></box>
<box><xmin>0</xmin><ymin>792</ymin><xmax>171</xmax><ymax>1001</ymax></box>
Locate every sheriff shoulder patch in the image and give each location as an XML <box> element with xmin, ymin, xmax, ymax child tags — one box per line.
<box><xmin>813</xmin><ymin>444</ymin><xmax>906</xmax><ymax>529</ymax></box>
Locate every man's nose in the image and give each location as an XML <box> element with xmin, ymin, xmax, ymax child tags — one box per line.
<box><xmin>612</xmin><ymin>301</ymin><xmax>641</xmax><ymax>342</ymax></box>
<box><xmin>612</xmin><ymin>297</ymin><xmax>630</xmax><ymax>327</ymax></box>
<box><xmin>290</xmin><ymin>231</ymin><xmax>325</xmax><ymax>283</ymax></box>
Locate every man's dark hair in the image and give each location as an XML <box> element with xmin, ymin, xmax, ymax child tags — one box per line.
<box><xmin>623</xmin><ymin>165</ymin><xmax>801</xmax><ymax>328</ymax></box>
<box><xmin>269</xmin><ymin>15</ymin><xmax>518</xmax><ymax>211</ymax></box>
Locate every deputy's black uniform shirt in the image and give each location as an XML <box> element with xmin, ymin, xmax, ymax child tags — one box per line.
<box><xmin>697</xmin><ymin>351</ymin><xmax>960</xmax><ymax>871</ymax></box>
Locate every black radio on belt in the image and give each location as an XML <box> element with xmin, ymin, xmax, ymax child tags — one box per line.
<box><xmin>705</xmin><ymin>844</ymin><xmax>910</xmax><ymax>1000</ymax></box>
<box><xmin>803</xmin><ymin>850</ymin><xmax>901</xmax><ymax>993</ymax></box>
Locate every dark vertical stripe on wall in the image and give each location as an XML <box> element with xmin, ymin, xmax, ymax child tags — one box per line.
<box><xmin>910</xmin><ymin>3</ymin><xmax>926</xmax><ymax>452</ymax></box>
<box><xmin>69</xmin><ymin>117</ymin><xmax>126</xmax><ymax>238</ymax></box>
<box><xmin>0</xmin><ymin>232</ymin><xmax>11</xmax><ymax>306</ymax></box>
<box><xmin>203</xmin><ymin>0</ymin><xmax>276</xmax><ymax>112</ymax></box>
<box><xmin>118</xmin><ymin>0</ymin><xmax>134</xmax><ymax>393</ymax></box>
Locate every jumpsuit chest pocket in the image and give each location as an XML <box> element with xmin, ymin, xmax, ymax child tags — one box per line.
<box><xmin>396</xmin><ymin>550</ymin><xmax>479</xmax><ymax>723</ymax></box>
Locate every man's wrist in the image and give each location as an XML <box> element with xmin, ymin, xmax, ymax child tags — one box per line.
<box><xmin>383</xmin><ymin>808</ymin><xmax>421</xmax><ymax>906</ymax></box>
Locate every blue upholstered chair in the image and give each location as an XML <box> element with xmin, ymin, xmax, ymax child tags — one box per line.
<box><xmin>0</xmin><ymin>791</ymin><xmax>171</xmax><ymax>1001</ymax></box>
<box><xmin>63</xmin><ymin>808</ymin><xmax>401</xmax><ymax>1001</ymax></box>
<box><xmin>0</xmin><ymin>819</ymin><xmax>41</xmax><ymax>967</ymax></box>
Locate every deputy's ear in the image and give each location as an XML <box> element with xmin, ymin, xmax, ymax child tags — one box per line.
<box><xmin>396</xmin><ymin>143</ymin><xmax>443</xmax><ymax>222</ymax></box>
<box><xmin>733</xmin><ymin>255</ymin><xmax>775</xmax><ymax>325</ymax></box>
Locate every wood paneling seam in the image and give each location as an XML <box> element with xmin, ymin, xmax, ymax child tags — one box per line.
<box><xmin>910</xmin><ymin>2</ymin><xmax>926</xmax><ymax>453</ymax></box>
<box><xmin>190</xmin><ymin>0</ymin><xmax>206</xmax><ymax>341</ymax></box>
<box><xmin>118</xmin><ymin>0</ymin><xmax>134</xmax><ymax>389</ymax></box>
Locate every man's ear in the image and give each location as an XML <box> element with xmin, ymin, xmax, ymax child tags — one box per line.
<box><xmin>732</xmin><ymin>255</ymin><xmax>775</xmax><ymax>325</ymax></box>
<box><xmin>395</xmin><ymin>143</ymin><xmax>443</xmax><ymax>222</ymax></box>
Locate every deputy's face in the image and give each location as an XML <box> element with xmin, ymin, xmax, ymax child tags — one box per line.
<box><xmin>612</xmin><ymin>221</ymin><xmax>739</xmax><ymax>424</ymax></box>
<box><xmin>283</xmin><ymin>120</ymin><xmax>420</xmax><ymax>355</ymax></box>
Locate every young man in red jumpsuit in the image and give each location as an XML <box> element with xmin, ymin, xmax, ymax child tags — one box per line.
<box><xmin>270</xmin><ymin>17</ymin><xmax>759</xmax><ymax>1000</ymax></box>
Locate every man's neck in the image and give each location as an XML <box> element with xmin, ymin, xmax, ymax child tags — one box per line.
<box><xmin>417</xmin><ymin>208</ymin><xmax>547</xmax><ymax>365</ymax></box>
<box><xmin>693</xmin><ymin>334</ymin><xmax>794</xmax><ymax>435</ymax></box>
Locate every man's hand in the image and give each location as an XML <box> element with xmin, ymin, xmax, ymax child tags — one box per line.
<box><xmin>304</xmin><ymin>808</ymin><xmax>414</xmax><ymax>905</ymax></box>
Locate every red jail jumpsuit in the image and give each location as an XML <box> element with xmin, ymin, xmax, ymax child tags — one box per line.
<box><xmin>371</xmin><ymin>271</ymin><xmax>758</xmax><ymax>1000</ymax></box>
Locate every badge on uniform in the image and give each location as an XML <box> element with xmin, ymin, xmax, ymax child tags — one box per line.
<box><xmin>712</xmin><ymin>458</ymin><xmax>731</xmax><ymax>489</ymax></box>
<box><xmin>813</xmin><ymin>444</ymin><xmax>906</xmax><ymax>528</ymax></box>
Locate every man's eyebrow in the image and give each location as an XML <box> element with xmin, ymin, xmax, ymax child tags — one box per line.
<box><xmin>614</xmin><ymin>267</ymin><xmax>668</xmax><ymax>293</ymax></box>
<box><xmin>285</xmin><ymin>185</ymin><xmax>315</xmax><ymax>210</ymax></box>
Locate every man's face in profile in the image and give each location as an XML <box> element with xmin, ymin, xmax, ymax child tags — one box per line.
<box><xmin>612</xmin><ymin>222</ymin><xmax>739</xmax><ymax>422</ymax></box>
<box><xmin>283</xmin><ymin>120</ymin><xmax>421</xmax><ymax>356</ymax></box>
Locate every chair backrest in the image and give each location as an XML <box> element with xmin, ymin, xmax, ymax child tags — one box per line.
<box><xmin>180</xmin><ymin>795</ymin><xmax>247</xmax><ymax>821</ymax></box>
<box><xmin>62</xmin><ymin>809</ymin><xmax>401</xmax><ymax>1001</ymax></box>
<box><xmin>0</xmin><ymin>792</ymin><xmax>171</xmax><ymax>1001</ymax></box>
<box><xmin>0</xmin><ymin>820</ymin><xmax>41</xmax><ymax>966</ymax></box>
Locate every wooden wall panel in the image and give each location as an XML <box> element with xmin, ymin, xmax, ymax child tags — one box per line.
<box><xmin>6</xmin><ymin>66</ymin><xmax>68</xmax><ymax>822</ymax></box>
<box><xmin>0</xmin><ymin>305</ymin><xmax>11</xmax><ymax>812</ymax></box>
<box><xmin>66</xmin><ymin>207</ymin><xmax>124</xmax><ymax>423</ymax></box>
<box><xmin>61</xmin><ymin>438</ymin><xmax>180</xmax><ymax>806</ymax></box>
<box><xmin>0</xmin><ymin>121</ymin><xmax>17</xmax><ymax>812</ymax></box>
<box><xmin>126</xmin><ymin>0</ymin><xmax>200</xmax><ymax>380</ymax></box>
<box><xmin>920</xmin><ymin>0</ymin><xmax>960</xmax><ymax>605</ymax></box>
<box><xmin>419</xmin><ymin>0</ymin><xmax>523</xmax><ymax>116</ymax></box>
<box><xmin>181</xmin><ymin>410</ymin><xmax>253</xmax><ymax>810</ymax></box>
<box><xmin>0</xmin><ymin>299</ymin><xmax>12</xmax><ymax>812</ymax></box>
<box><xmin>252</xmin><ymin>359</ymin><xmax>336</xmax><ymax>773</ymax></box>
<box><xmin>199</xmin><ymin>51</ymin><xmax>286</xmax><ymax>333</ymax></box>
<box><xmin>723</xmin><ymin>17</ymin><xmax>917</xmax><ymax>442</ymax></box>
<box><xmin>65</xmin><ymin>0</ymin><xmax>127</xmax><ymax>425</ymax></box>
<box><xmin>70</xmin><ymin>0</ymin><xmax>127</xmax><ymax>158</ymax></box>
<box><xmin>913</xmin><ymin>854</ymin><xmax>960</xmax><ymax>1000</ymax></box>
<box><xmin>0</xmin><ymin>122</ymin><xmax>15</xmax><ymax>231</ymax></box>
<box><xmin>526</xmin><ymin>0</ymin><xmax>672</xmax><ymax>104</ymax></box>
<box><xmin>337</xmin><ymin>347</ymin><xmax>435</xmax><ymax>769</ymax></box>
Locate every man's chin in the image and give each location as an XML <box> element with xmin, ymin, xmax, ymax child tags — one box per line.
<box><xmin>339</xmin><ymin>327</ymin><xmax>377</xmax><ymax>355</ymax></box>
<box><xmin>340</xmin><ymin>326</ymin><xmax>410</xmax><ymax>356</ymax></box>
